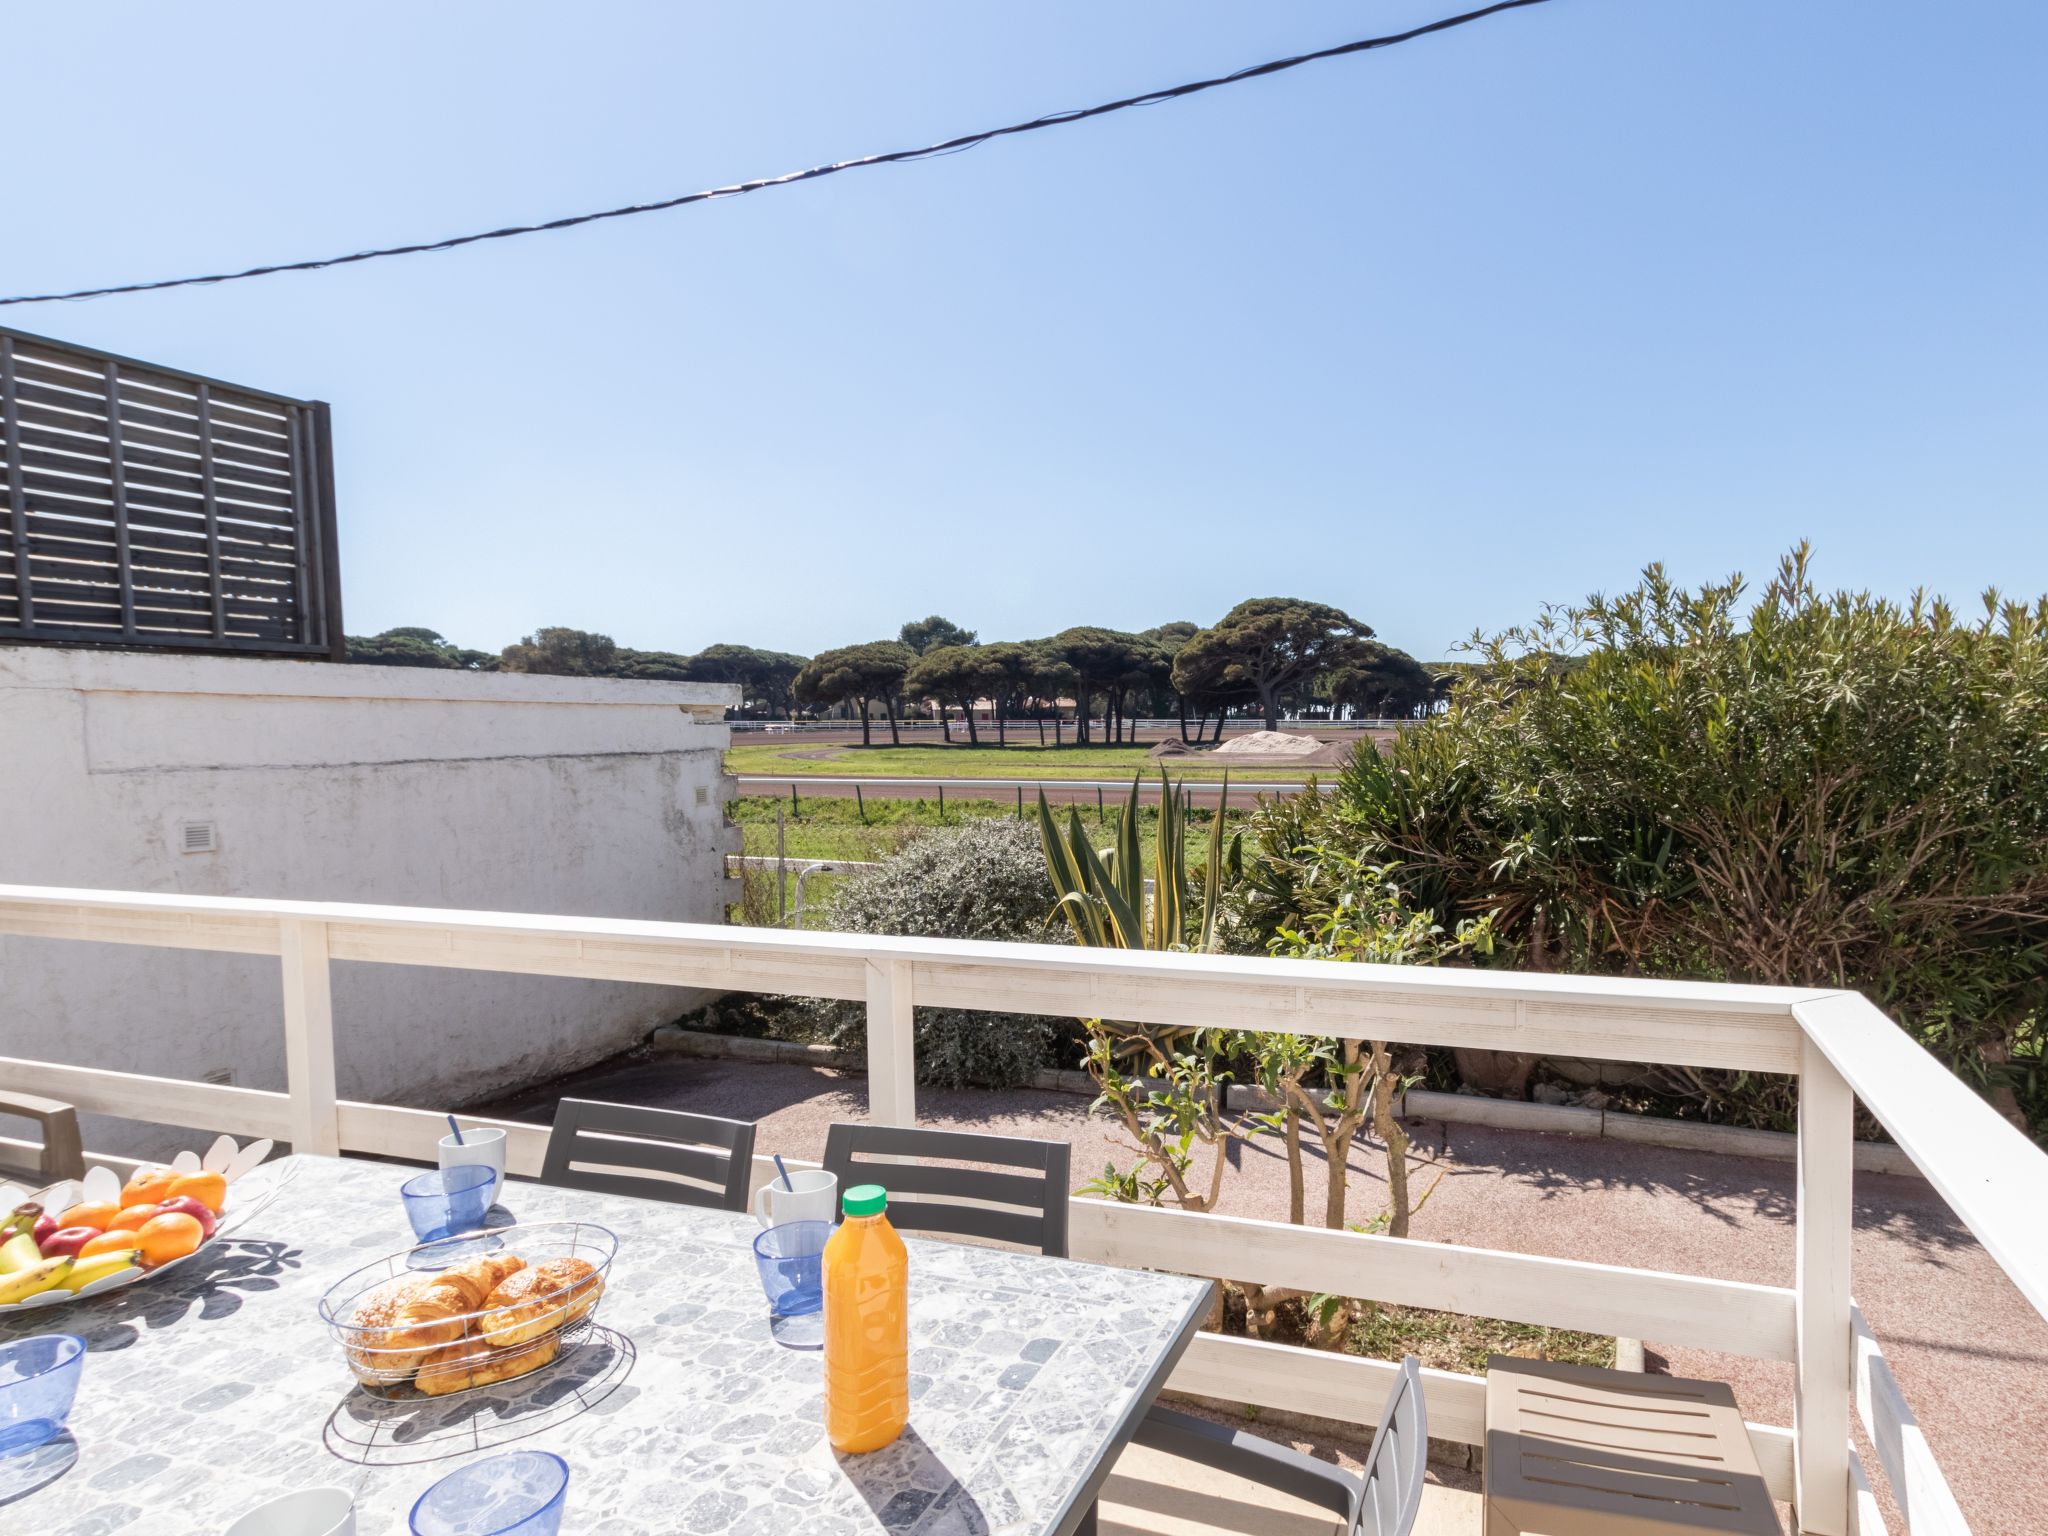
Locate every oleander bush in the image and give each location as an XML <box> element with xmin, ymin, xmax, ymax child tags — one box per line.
<box><xmin>1240</xmin><ymin>548</ymin><xmax>2048</xmax><ymax>1138</ymax></box>
<box><xmin>803</xmin><ymin>817</ymin><xmax>1071</xmax><ymax>1087</ymax></box>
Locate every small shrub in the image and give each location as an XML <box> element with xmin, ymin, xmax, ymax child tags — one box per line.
<box><xmin>803</xmin><ymin>818</ymin><xmax>1072</xmax><ymax>1088</ymax></box>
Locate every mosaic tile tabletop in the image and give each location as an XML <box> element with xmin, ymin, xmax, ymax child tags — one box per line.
<box><xmin>0</xmin><ymin>1153</ymin><xmax>1211</xmax><ymax>1534</ymax></box>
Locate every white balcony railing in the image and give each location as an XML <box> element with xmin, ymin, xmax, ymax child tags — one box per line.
<box><xmin>2</xmin><ymin>882</ymin><xmax>2043</xmax><ymax>1536</ymax></box>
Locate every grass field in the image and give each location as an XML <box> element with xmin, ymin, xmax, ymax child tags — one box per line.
<box><xmin>726</xmin><ymin>741</ymin><xmax>1322</xmax><ymax>782</ymax></box>
<box><xmin>729</xmin><ymin>793</ymin><xmax>1250</xmax><ymax>862</ymax></box>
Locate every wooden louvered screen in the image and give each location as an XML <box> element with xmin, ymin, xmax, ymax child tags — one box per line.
<box><xmin>0</xmin><ymin>326</ymin><xmax>343</xmax><ymax>658</ymax></box>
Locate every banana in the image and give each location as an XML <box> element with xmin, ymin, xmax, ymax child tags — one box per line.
<box><xmin>62</xmin><ymin>1250</ymin><xmax>142</xmax><ymax>1293</ymax></box>
<box><xmin>0</xmin><ymin>1255</ymin><xmax>74</xmax><ymax>1304</ymax></box>
<box><xmin>0</xmin><ymin>1232</ymin><xmax>40</xmax><ymax>1275</ymax></box>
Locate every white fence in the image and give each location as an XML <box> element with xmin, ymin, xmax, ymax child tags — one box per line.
<box><xmin>2</xmin><ymin>883</ymin><xmax>2041</xmax><ymax>1536</ymax></box>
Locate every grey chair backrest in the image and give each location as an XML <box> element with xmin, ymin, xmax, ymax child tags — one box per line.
<box><xmin>820</xmin><ymin>1123</ymin><xmax>1070</xmax><ymax>1256</ymax></box>
<box><xmin>1354</xmin><ymin>1355</ymin><xmax>1428</xmax><ymax>1536</ymax></box>
<box><xmin>1127</xmin><ymin>1354</ymin><xmax>1428</xmax><ymax>1536</ymax></box>
<box><xmin>541</xmin><ymin>1098</ymin><xmax>757</xmax><ymax>1213</ymax></box>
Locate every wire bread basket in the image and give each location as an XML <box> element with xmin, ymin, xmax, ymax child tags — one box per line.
<box><xmin>318</xmin><ymin>1221</ymin><xmax>618</xmax><ymax>1401</ymax></box>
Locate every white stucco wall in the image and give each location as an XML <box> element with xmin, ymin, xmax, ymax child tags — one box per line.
<box><xmin>0</xmin><ymin>646</ymin><xmax>739</xmax><ymax>1158</ymax></box>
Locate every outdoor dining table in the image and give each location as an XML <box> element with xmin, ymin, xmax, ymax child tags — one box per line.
<box><xmin>0</xmin><ymin>1152</ymin><xmax>1213</xmax><ymax>1535</ymax></box>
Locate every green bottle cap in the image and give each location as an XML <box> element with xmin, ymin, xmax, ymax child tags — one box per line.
<box><xmin>842</xmin><ymin>1184</ymin><xmax>888</xmax><ymax>1217</ymax></box>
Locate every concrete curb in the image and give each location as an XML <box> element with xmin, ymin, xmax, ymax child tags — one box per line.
<box><xmin>648</xmin><ymin>1026</ymin><xmax>1922</xmax><ymax>1179</ymax></box>
<box><xmin>647</xmin><ymin>1025</ymin><xmax>1095</xmax><ymax>1096</ymax></box>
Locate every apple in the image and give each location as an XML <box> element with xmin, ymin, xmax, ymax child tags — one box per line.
<box><xmin>37</xmin><ymin>1226</ymin><xmax>103</xmax><ymax>1259</ymax></box>
<box><xmin>153</xmin><ymin>1196</ymin><xmax>217</xmax><ymax>1240</ymax></box>
<box><xmin>31</xmin><ymin>1214</ymin><xmax>58</xmax><ymax>1249</ymax></box>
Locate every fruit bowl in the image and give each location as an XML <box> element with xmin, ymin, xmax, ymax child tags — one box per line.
<box><xmin>0</xmin><ymin>1135</ymin><xmax>273</xmax><ymax>1313</ymax></box>
<box><xmin>319</xmin><ymin>1221</ymin><xmax>618</xmax><ymax>1401</ymax></box>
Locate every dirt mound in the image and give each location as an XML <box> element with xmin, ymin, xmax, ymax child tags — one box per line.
<box><xmin>1211</xmin><ymin>730</ymin><xmax>1325</xmax><ymax>759</ymax></box>
<box><xmin>1148</xmin><ymin>739</ymin><xmax>1195</xmax><ymax>758</ymax></box>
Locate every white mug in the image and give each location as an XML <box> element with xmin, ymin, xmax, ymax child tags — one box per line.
<box><xmin>754</xmin><ymin>1168</ymin><xmax>838</xmax><ymax>1228</ymax></box>
<box><xmin>223</xmin><ymin>1487</ymin><xmax>356</xmax><ymax>1536</ymax></box>
<box><xmin>438</xmin><ymin>1127</ymin><xmax>508</xmax><ymax>1208</ymax></box>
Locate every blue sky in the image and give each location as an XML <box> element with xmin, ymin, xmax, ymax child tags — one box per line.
<box><xmin>8</xmin><ymin>2</ymin><xmax>2044</xmax><ymax>662</ymax></box>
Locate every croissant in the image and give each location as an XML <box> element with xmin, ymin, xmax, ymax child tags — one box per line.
<box><xmin>346</xmin><ymin>1273</ymin><xmax>438</xmax><ymax>1381</ymax></box>
<box><xmin>479</xmin><ymin>1257</ymin><xmax>605</xmax><ymax>1349</ymax></box>
<box><xmin>414</xmin><ymin>1332</ymin><xmax>560</xmax><ymax>1397</ymax></box>
<box><xmin>423</xmin><ymin>1253</ymin><xmax>527</xmax><ymax>1313</ymax></box>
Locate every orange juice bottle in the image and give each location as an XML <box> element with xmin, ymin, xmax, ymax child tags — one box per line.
<box><xmin>822</xmin><ymin>1183</ymin><xmax>909</xmax><ymax>1454</ymax></box>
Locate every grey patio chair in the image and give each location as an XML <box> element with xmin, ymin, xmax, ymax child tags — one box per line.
<box><xmin>0</xmin><ymin>1088</ymin><xmax>86</xmax><ymax>1187</ymax></box>
<box><xmin>540</xmin><ymin>1098</ymin><xmax>757</xmax><ymax>1212</ymax></box>
<box><xmin>1129</xmin><ymin>1355</ymin><xmax>1428</xmax><ymax>1536</ymax></box>
<box><xmin>820</xmin><ymin>1123</ymin><xmax>1070</xmax><ymax>1254</ymax></box>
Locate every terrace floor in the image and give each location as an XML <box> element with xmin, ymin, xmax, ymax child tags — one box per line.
<box><xmin>478</xmin><ymin>1055</ymin><xmax>2048</xmax><ymax>1536</ymax></box>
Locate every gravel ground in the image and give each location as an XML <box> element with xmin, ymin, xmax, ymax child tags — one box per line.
<box><xmin>477</xmin><ymin>1055</ymin><xmax>2048</xmax><ymax>1535</ymax></box>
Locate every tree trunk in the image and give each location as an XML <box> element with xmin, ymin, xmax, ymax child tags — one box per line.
<box><xmin>1284</xmin><ymin>1108</ymin><xmax>1305</xmax><ymax>1227</ymax></box>
<box><xmin>858</xmin><ymin>696</ymin><xmax>873</xmax><ymax>747</ymax></box>
<box><xmin>1371</xmin><ymin>1041</ymin><xmax>1412</xmax><ymax>1238</ymax></box>
<box><xmin>939</xmin><ymin>704</ymin><xmax>951</xmax><ymax>742</ymax></box>
<box><xmin>997</xmin><ymin>701</ymin><xmax>1007</xmax><ymax>746</ymax></box>
<box><xmin>963</xmin><ymin>698</ymin><xmax>980</xmax><ymax>745</ymax></box>
<box><xmin>1178</xmin><ymin>698</ymin><xmax>1191</xmax><ymax>745</ymax></box>
<box><xmin>1261</xmin><ymin>686</ymin><xmax>1281</xmax><ymax>732</ymax></box>
<box><xmin>885</xmin><ymin>693</ymin><xmax>901</xmax><ymax>746</ymax></box>
<box><xmin>1074</xmin><ymin>692</ymin><xmax>1090</xmax><ymax>745</ymax></box>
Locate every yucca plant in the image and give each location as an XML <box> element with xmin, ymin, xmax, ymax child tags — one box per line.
<box><xmin>1038</xmin><ymin>773</ymin><xmax>1245</xmax><ymax>1212</ymax></box>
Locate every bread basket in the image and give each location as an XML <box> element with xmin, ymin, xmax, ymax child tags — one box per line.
<box><xmin>318</xmin><ymin>1220</ymin><xmax>617</xmax><ymax>1401</ymax></box>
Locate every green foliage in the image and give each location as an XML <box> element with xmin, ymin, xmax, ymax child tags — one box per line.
<box><xmin>346</xmin><ymin>627</ymin><xmax>493</xmax><ymax>669</ymax></box>
<box><xmin>1173</xmin><ymin>598</ymin><xmax>1377</xmax><ymax>731</ymax></box>
<box><xmin>498</xmin><ymin>626</ymin><xmax>620</xmax><ymax>675</ymax></box>
<box><xmin>1243</xmin><ymin>548</ymin><xmax>2048</xmax><ymax>1134</ymax></box>
<box><xmin>898</xmin><ymin>615</ymin><xmax>978</xmax><ymax>654</ymax></box>
<box><xmin>802</xmin><ymin>818</ymin><xmax>1070</xmax><ymax>1087</ymax></box>
<box><xmin>1320</xmin><ymin>643</ymin><xmax>1441</xmax><ymax>719</ymax></box>
<box><xmin>792</xmin><ymin>641</ymin><xmax>917</xmax><ymax>745</ymax></box>
<box><xmin>683</xmin><ymin>643</ymin><xmax>806</xmax><ymax>714</ymax></box>
<box><xmin>904</xmin><ymin>645</ymin><xmax>1001</xmax><ymax>743</ymax></box>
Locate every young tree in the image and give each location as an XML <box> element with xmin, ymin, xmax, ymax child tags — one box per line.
<box><xmin>905</xmin><ymin>645</ymin><xmax>997</xmax><ymax>744</ymax></box>
<box><xmin>899</xmin><ymin>615</ymin><xmax>978</xmax><ymax>655</ymax></box>
<box><xmin>793</xmin><ymin>641</ymin><xmax>915</xmax><ymax>745</ymax></box>
<box><xmin>498</xmin><ymin>627</ymin><xmax>620</xmax><ymax>675</ymax></box>
<box><xmin>1173</xmin><ymin>599</ymin><xmax>1376</xmax><ymax>732</ymax></box>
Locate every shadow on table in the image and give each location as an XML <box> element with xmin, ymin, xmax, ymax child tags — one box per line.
<box><xmin>0</xmin><ymin>1430</ymin><xmax>79</xmax><ymax>1508</ymax></box>
<box><xmin>323</xmin><ymin>1324</ymin><xmax>637</xmax><ymax>1467</ymax></box>
<box><xmin>838</xmin><ymin>1425</ymin><xmax>989</xmax><ymax>1535</ymax></box>
<box><xmin>62</xmin><ymin>1239</ymin><xmax>302</xmax><ymax>1354</ymax></box>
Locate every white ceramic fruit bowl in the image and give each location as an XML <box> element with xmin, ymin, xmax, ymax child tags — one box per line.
<box><xmin>0</xmin><ymin>1135</ymin><xmax>273</xmax><ymax>1314</ymax></box>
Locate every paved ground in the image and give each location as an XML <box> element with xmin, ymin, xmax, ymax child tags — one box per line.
<box><xmin>479</xmin><ymin>1056</ymin><xmax>2048</xmax><ymax>1534</ymax></box>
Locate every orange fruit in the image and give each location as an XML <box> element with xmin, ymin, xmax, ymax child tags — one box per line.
<box><xmin>133</xmin><ymin>1212</ymin><xmax>204</xmax><ymax>1268</ymax></box>
<box><xmin>167</xmin><ymin>1170</ymin><xmax>228</xmax><ymax>1215</ymax></box>
<box><xmin>121</xmin><ymin>1168</ymin><xmax>178</xmax><ymax>1209</ymax></box>
<box><xmin>57</xmin><ymin>1201</ymin><xmax>119</xmax><ymax>1233</ymax></box>
<box><xmin>78</xmin><ymin>1232</ymin><xmax>146</xmax><ymax>1260</ymax></box>
<box><xmin>108</xmin><ymin>1203</ymin><xmax>160</xmax><ymax>1232</ymax></box>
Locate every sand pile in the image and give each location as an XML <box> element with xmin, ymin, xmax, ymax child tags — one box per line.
<box><xmin>1211</xmin><ymin>730</ymin><xmax>1325</xmax><ymax>759</ymax></box>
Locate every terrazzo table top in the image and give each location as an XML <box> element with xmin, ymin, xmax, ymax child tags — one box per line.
<box><xmin>0</xmin><ymin>1152</ymin><xmax>1212</xmax><ymax>1535</ymax></box>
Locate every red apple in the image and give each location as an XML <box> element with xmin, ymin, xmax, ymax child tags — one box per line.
<box><xmin>153</xmin><ymin>1196</ymin><xmax>217</xmax><ymax>1240</ymax></box>
<box><xmin>31</xmin><ymin>1214</ymin><xmax>57</xmax><ymax>1249</ymax></box>
<box><xmin>38</xmin><ymin>1226</ymin><xmax>103</xmax><ymax>1259</ymax></box>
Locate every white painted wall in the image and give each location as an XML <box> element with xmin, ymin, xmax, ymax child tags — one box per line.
<box><xmin>0</xmin><ymin>645</ymin><xmax>739</xmax><ymax>1158</ymax></box>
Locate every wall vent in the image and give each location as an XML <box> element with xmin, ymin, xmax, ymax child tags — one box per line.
<box><xmin>180</xmin><ymin>820</ymin><xmax>219</xmax><ymax>854</ymax></box>
<box><xmin>201</xmin><ymin>1067</ymin><xmax>236</xmax><ymax>1087</ymax></box>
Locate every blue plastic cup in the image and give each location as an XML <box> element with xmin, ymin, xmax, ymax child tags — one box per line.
<box><xmin>401</xmin><ymin>1165</ymin><xmax>496</xmax><ymax>1244</ymax></box>
<box><xmin>753</xmin><ymin>1220</ymin><xmax>829</xmax><ymax>1348</ymax></box>
<box><xmin>409</xmin><ymin>1449</ymin><xmax>570</xmax><ymax>1536</ymax></box>
<box><xmin>0</xmin><ymin>1333</ymin><xmax>85</xmax><ymax>1456</ymax></box>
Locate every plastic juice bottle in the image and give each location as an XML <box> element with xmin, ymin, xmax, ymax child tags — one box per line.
<box><xmin>822</xmin><ymin>1183</ymin><xmax>909</xmax><ymax>1454</ymax></box>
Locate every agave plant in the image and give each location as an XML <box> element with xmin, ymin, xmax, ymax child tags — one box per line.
<box><xmin>1036</xmin><ymin>771</ymin><xmax>1238</xmax><ymax>952</ymax></box>
<box><xmin>1038</xmin><ymin>773</ymin><xmax>1245</xmax><ymax>1213</ymax></box>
